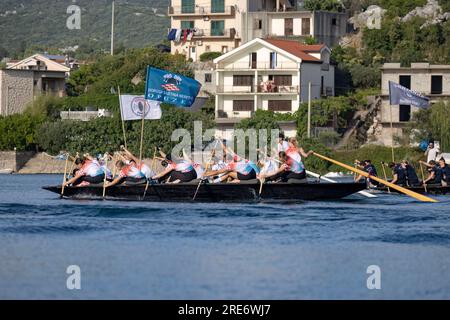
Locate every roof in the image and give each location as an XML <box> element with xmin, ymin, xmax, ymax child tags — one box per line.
<box><xmin>7</xmin><ymin>54</ymin><xmax>71</xmax><ymax>72</ymax></box>
<box><xmin>263</xmin><ymin>39</ymin><xmax>325</xmax><ymax>62</ymax></box>
<box><xmin>214</xmin><ymin>38</ymin><xmax>328</xmax><ymax>64</ymax></box>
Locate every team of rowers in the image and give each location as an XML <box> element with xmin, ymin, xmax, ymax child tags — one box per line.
<box><xmin>354</xmin><ymin>157</ymin><xmax>450</xmax><ymax>188</ymax></box>
<box><xmin>62</xmin><ymin>134</ymin><xmax>314</xmax><ymax>188</ymax></box>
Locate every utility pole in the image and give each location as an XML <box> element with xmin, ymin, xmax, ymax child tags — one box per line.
<box><xmin>111</xmin><ymin>0</ymin><xmax>115</xmax><ymax>56</ymax></box>
<box><xmin>307</xmin><ymin>81</ymin><xmax>312</xmax><ymax>139</ymax></box>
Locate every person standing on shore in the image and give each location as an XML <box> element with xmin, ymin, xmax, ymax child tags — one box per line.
<box><xmin>425</xmin><ymin>142</ymin><xmax>440</xmax><ymax>163</ymax></box>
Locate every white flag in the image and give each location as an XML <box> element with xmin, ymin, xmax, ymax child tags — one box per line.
<box><xmin>119</xmin><ymin>95</ymin><xmax>162</xmax><ymax>121</ymax></box>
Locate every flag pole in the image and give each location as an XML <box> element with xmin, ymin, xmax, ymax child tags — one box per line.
<box><xmin>139</xmin><ymin>114</ymin><xmax>145</xmax><ymax>163</ymax></box>
<box><xmin>388</xmin><ymin>82</ymin><xmax>395</xmax><ymax>163</ymax></box>
<box><xmin>118</xmin><ymin>86</ymin><xmax>127</xmax><ymax>149</ymax></box>
<box><xmin>390</xmin><ymin>105</ymin><xmax>395</xmax><ymax>163</ymax></box>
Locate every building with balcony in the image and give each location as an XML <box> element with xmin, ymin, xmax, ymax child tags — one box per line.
<box><xmin>213</xmin><ymin>37</ymin><xmax>334</xmax><ymax>139</ymax></box>
<box><xmin>245</xmin><ymin>0</ymin><xmax>349</xmax><ymax>47</ymax></box>
<box><xmin>371</xmin><ymin>63</ymin><xmax>450</xmax><ymax>146</ymax></box>
<box><xmin>168</xmin><ymin>0</ymin><xmax>247</xmax><ymax>61</ymax></box>
<box><xmin>168</xmin><ymin>1</ymin><xmax>349</xmax><ymax>63</ymax></box>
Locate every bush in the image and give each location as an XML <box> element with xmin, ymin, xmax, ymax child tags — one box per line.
<box><xmin>199</xmin><ymin>51</ymin><xmax>222</xmax><ymax>62</ymax></box>
<box><xmin>330</xmin><ymin>145</ymin><xmax>423</xmax><ymax>176</ymax></box>
<box><xmin>348</xmin><ymin>64</ymin><xmax>381</xmax><ymax>89</ymax></box>
<box><xmin>36</xmin><ymin>105</ymin><xmax>215</xmax><ymax>157</ymax></box>
<box><xmin>0</xmin><ymin>113</ymin><xmax>45</xmax><ymax>151</ymax></box>
<box><xmin>295</xmin><ymin>138</ymin><xmax>333</xmax><ymax>174</ymax></box>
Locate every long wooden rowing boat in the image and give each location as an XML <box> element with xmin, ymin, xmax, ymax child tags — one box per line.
<box><xmin>43</xmin><ymin>180</ymin><xmax>367</xmax><ymax>202</ymax></box>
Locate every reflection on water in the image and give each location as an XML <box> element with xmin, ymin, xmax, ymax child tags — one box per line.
<box><xmin>1</xmin><ymin>174</ymin><xmax>450</xmax><ymax>299</ymax></box>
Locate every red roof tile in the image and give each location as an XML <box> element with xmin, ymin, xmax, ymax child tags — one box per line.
<box><xmin>263</xmin><ymin>38</ymin><xmax>325</xmax><ymax>62</ymax></box>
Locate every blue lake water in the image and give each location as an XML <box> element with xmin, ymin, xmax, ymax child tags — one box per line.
<box><xmin>1</xmin><ymin>174</ymin><xmax>450</xmax><ymax>299</ymax></box>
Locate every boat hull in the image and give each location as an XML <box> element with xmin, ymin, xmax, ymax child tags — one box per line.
<box><xmin>43</xmin><ymin>181</ymin><xmax>367</xmax><ymax>202</ymax></box>
<box><xmin>377</xmin><ymin>184</ymin><xmax>450</xmax><ymax>195</ymax></box>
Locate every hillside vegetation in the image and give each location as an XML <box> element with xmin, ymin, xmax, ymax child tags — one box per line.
<box><xmin>0</xmin><ymin>0</ymin><xmax>169</xmax><ymax>58</ymax></box>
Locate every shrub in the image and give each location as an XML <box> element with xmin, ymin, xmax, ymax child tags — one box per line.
<box><xmin>199</xmin><ymin>51</ymin><xmax>222</xmax><ymax>62</ymax></box>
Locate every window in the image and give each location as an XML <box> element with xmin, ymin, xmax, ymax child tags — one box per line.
<box><xmin>181</xmin><ymin>21</ymin><xmax>194</xmax><ymax>29</ymax></box>
<box><xmin>205</xmin><ymin>45</ymin><xmax>211</xmax><ymax>52</ymax></box>
<box><xmin>211</xmin><ymin>20</ymin><xmax>225</xmax><ymax>36</ymax></box>
<box><xmin>399</xmin><ymin>105</ymin><xmax>411</xmax><ymax>122</ymax></box>
<box><xmin>431</xmin><ymin>75</ymin><xmax>443</xmax><ymax>94</ymax></box>
<box><xmin>273</xmin><ymin>75</ymin><xmax>292</xmax><ymax>86</ymax></box>
<box><xmin>205</xmin><ymin>73</ymin><xmax>212</xmax><ymax>83</ymax></box>
<box><xmin>211</xmin><ymin>0</ymin><xmax>225</xmax><ymax>13</ymax></box>
<box><xmin>270</xmin><ymin>52</ymin><xmax>277</xmax><ymax>69</ymax></box>
<box><xmin>233</xmin><ymin>75</ymin><xmax>254</xmax><ymax>86</ymax></box>
<box><xmin>181</xmin><ymin>0</ymin><xmax>195</xmax><ymax>13</ymax></box>
<box><xmin>399</xmin><ymin>75</ymin><xmax>411</xmax><ymax>89</ymax></box>
<box><xmin>250</xmin><ymin>52</ymin><xmax>257</xmax><ymax>69</ymax></box>
<box><xmin>332</xmin><ymin>18</ymin><xmax>337</xmax><ymax>26</ymax></box>
<box><xmin>254</xmin><ymin>19</ymin><xmax>263</xmax><ymax>29</ymax></box>
<box><xmin>221</xmin><ymin>46</ymin><xmax>228</xmax><ymax>53</ymax></box>
<box><xmin>285</xmin><ymin>18</ymin><xmax>293</xmax><ymax>36</ymax></box>
<box><xmin>302</xmin><ymin>18</ymin><xmax>311</xmax><ymax>35</ymax></box>
<box><xmin>233</xmin><ymin>100</ymin><xmax>254</xmax><ymax>112</ymax></box>
<box><xmin>268</xmin><ymin>100</ymin><xmax>292</xmax><ymax>112</ymax></box>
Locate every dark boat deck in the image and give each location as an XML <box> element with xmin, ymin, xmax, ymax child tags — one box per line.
<box><xmin>43</xmin><ymin>181</ymin><xmax>367</xmax><ymax>203</ymax></box>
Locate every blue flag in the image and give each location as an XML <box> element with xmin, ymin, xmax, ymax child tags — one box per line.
<box><xmin>145</xmin><ymin>66</ymin><xmax>201</xmax><ymax>107</ymax></box>
<box><xmin>389</xmin><ymin>81</ymin><xmax>430</xmax><ymax>108</ymax></box>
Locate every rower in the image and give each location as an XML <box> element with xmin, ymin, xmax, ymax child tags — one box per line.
<box><xmin>151</xmin><ymin>154</ymin><xmax>197</xmax><ymax>183</ymax></box>
<box><xmin>421</xmin><ymin>160</ymin><xmax>441</xmax><ymax>185</ymax></box>
<box><xmin>401</xmin><ymin>160</ymin><xmax>420</xmax><ymax>186</ymax></box>
<box><xmin>120</xmin><ymin>146</ymin><xmax>154</xmax><ymax>179</ymax></box>
<box><xmin>260</xmin><ymin>151</ymin><xmax>307</xmax><ymax>183</ymax></box>
<box><xmin>277</xmin><ymin>133</ymin><xmax>289</xmax><ymax>153</ymax></box>
<box><xmin>438</xmin><ymin>157</ymin><xmax>450</xmax><ymax>186</ymax></box>
<box><xmin>203</xmin><ymin>154</ymin><xmax>257</xmax><ymax>183</ymax></box>
<box><xmin>106</xmin><ymin>160</ymin><xmax>147</xmax><ymax>188</ymax></box>
<box><xmin>355</xmin><ymin>160</ymin><xmax>379</xmax><ymax>187</ymax></box>
<box><xmin>63</xmin><ymin>156</ymin><xmax>105</xmax><ymax>187</ymax></box>
<box><xmin>388</xmin><ymin>162</ymin><xmax>407</xmax><ymax>186</ymax></box>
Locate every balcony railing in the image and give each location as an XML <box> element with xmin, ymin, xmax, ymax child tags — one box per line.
<box><xmin>193</xmin><ymin>28</ymin><xmax>237</xmax><ymax>39</ymax></box>
<box><xmin>216</xmin><ymin>61</ymin><xmax>299</xmax><ymax>70</ymax></box>
<box><xmin>169</xmin><ymin>5</ymin><xmax>235</xmax><ymax>16</ymax></box>
<box><xmin>216</xmin><ymin>85</ymin><xmax>299</xmax><ymax>94</ymax></box>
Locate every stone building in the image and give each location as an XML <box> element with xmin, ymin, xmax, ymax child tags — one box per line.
<box><xmin>0</xmin><ymin>68</ymin><xmax>66</xmax><ymax>116</ymax></box>
<box><xmin>370</xmin><ymin>62</ymin><xmax>450</xmax><ymax>146</ymax></box>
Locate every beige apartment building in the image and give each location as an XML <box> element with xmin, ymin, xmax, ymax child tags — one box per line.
<box><xmin>169</xmin><ymin>0</ymin><xmax>247</xmax><ymax>61</ymax></box>
<box><xmin>169</xmin><ymin>0</ymin><xmax>349</xmax><ymax>62</ymax></box>
<box><xmin>371</xmin><ymin>63</ymin><xmax>450</xmax><ymax>146</ymax></box>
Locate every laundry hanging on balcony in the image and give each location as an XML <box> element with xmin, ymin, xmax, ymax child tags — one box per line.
<box><xmin>167</xmin><ymin>28</ymin><xmax>197</xmax><ymax>44</ymax></box>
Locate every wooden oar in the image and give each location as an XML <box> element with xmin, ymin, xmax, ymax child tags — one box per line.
<box><xmin>381</xmin><ymin>162</ymin><xmax>391</xmax><ymax>193</ymax></box>
<box><xmin>61</xmin><ymin>153</ymin><xmax>70</xmax><ymax>197</ymax></box>
<box><xmin>312</xmin><ymin>152</ymin><xmax>438</xmax><ymax>203</ymax></box>
<box><xmin>420</xmin><ymin>161</ymin><xmax>428</xmax><ymax>193</ymax></box>
<box><xmin>102</xmin><ymin>154</ymin><xmax>109</xmax><ymax>199</ymax></box>
<box><xmin>68</xmin><ymin>152</ymin><xmax>79</xmax><ymax>179</ymax></box>
<box><xmin>193</xmin><ymin>140</ymin><xmax>219</xmax><ymax>201</ymax></box>
<box><xmin>142</xmin><ymin>147</ymin><xmax>157</xmax><ymax>200</ymax></box>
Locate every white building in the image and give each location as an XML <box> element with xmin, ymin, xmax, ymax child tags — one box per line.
<box><xmin>213</xmin><ymin>38</ymin><xmax>334</xmax><ymax>138</ymax></box>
